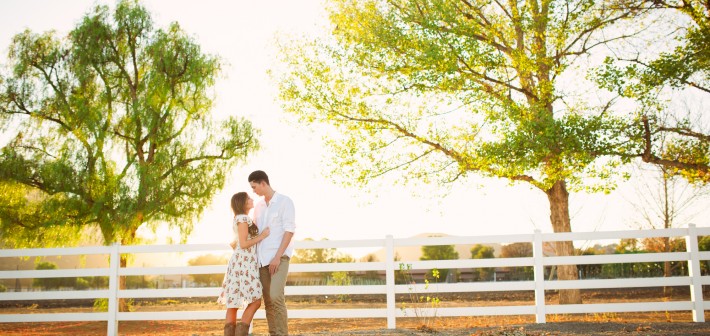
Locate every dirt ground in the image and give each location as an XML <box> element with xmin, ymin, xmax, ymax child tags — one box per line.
<box><xmin>2</xmin><ymin>288</ymin><xmax>709</xmax><ymax>335</ymax></box>
<box><xmin>2</xmin><ymin>317</ymin><xmax>710</xmax><ymax>335</ymax></box>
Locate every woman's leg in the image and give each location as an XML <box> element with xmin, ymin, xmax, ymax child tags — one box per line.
<box><xmin>224</xmin><ymin>308</ymin><xmax>238</xmax><ymax>336</ymax></box>
<box><xmin>240</xmin><ymin>300</ymin><xmax>261</xmax><ymax>325</ymax></box>
<box><xmin>225</xmin><ymin>307</ymin><xmax>238</xmax><ymax>323</ymax></box>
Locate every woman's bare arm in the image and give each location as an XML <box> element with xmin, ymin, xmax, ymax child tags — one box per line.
<box><xmin>237</xmin><ymin>222</ymin><xmax>269</xmax><ymax>249</ymax></box>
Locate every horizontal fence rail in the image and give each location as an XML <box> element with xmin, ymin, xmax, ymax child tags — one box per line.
<box><xmin>1</xmin><ymin>225</ymin><xmax>709</xmax><ymax>335</ymax></box>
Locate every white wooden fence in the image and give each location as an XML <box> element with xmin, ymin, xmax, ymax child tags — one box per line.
<box><xmin>1</xmin><ymin>225</ymin><xmax>709</xmax><ymax>336</ymax></box>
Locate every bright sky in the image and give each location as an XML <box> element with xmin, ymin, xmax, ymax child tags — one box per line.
<box><xmin>1</xmin><ymin>0</ymin><xmax>708</xmax><ymax>258</ymax></box>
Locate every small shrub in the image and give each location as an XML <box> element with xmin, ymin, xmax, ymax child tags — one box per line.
<box><xmin>75</xmin><ymin>278</ymin><xmax>90</xmax><ymax>290</ymax></box>
<box><xmin>398</xmin><ymin>263</ymin><xmax>441</xmax><ymax>330</ymax></box>
<box><xmin>93</xmin><ymin>298</ymin><xmax>108</xmax><ymax>312</ymax></box>
<box><xmin>327</xmin><ymin>271</ymin><xmax>352</xmax><ymax>302</ymax></box>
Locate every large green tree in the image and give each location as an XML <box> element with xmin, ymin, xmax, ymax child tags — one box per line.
<box><xmin>0</xmin><ymin>0</ymin><xmax>258</xmax><ymax>307</ymax></box>
<box><xmin>277</xmin><ymin>0</ymin><xmax>648</xmax><ymax>303</ymax></box>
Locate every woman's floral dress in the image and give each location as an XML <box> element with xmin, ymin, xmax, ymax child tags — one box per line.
<box><xmin>217</xmin><ymin>214</ymin><xmax>262</xmax><ymax>308</ymax></box>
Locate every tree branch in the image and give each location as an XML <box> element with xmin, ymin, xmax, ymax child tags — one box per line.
<box><xmin>621</xmin><ymin>57</ymin><xmax>710</xmax><ymax>94</ymax></box>
<box><xmin>641</xmin><ymin>115</ymin><xmax>709</xmax><ymax>173</ymax></box>
<box><xmin>368</xmin><ymin>148</ymin><xmax>436</xmax><ymax>179</ymax></box>
<box><xmin>559</xmin><ymin>10</ymin><xmax>638</xmax><ymax>61</ymax></box>
<box><xmin>159</xmin><ymin>151</ymin><xmax>228</xmax><ymax>180</ymax></box>
<box><xmin>657</xmin><ymin>125</ymin><xmax>710</xmax><ymax>142</ymax></box>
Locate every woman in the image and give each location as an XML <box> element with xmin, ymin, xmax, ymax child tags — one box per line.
<box><xmin>218</xmin><ymin>192</ymin><xmax>269</xmax><ymax>336</ymax></box>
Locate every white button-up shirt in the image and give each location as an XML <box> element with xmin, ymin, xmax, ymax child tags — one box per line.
<box><xmin>254</xmin><ymin>192</ymin><xmax>296</xmax><ymax>267</ymax></box>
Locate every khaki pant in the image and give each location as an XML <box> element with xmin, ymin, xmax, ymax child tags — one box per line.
<box><xmin>259</xmin><ymin>256</ymin><xmax>290</xmax><ymax>336</ymax></box>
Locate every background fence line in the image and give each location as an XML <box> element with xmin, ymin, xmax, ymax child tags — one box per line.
<box><xmin>1</xmin><ymin>225</ymin><xmax>709</xmax><ymax>335</ymax></box>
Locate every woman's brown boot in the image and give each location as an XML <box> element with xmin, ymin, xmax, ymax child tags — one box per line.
<box><xmin>235</xmin><ymin>322</ymin><xmax>249</xmax><ymax>336</ymax></box>
<box><xmin>224</xmin><ymin>322</ymin><xmax>236</xmax><ymax>336</ymax></box>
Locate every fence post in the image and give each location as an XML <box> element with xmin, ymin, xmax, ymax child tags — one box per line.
<box><xmin>533</xmin><ymin>230</ymin><xmax>546</xmax><ymax>323</ymax></box>
<box><xmin>685</xmin><ymin>224</ymin><xmax>705</xmax><ymax>322</ymax></box>
<box><xmin>385</xmin><ymin>234</ymin><xmax>396</xmax><ymax>329</ymax></box>
<box><xmin>107</xmin><ymin>242</ymin><xmax>120</xmax><ymax>336</ymax></box>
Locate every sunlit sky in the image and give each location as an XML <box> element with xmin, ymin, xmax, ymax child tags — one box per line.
<box><xmin>2</xmin><ymin>0</ymin><xmax>708</xmax><ymax>258</ymax></box>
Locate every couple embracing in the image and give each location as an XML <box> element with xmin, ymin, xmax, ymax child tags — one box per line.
<box><xmin>218</xmin><ymin>170</ymin><xmax>295</xmax><ymax>336</ymax></box>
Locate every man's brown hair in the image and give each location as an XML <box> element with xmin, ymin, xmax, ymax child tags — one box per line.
<box><xmin>248</xmin><ymin>170</ymin><xmax>270</xmax><ymax>185</ymax></box>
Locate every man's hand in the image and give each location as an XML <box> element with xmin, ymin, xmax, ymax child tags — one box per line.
<box><xmin>229</xmin><ymin>240</ymin><xmax>236</xmax><ymax>250</ymax></box>
<box><xmin>260</xmin><ymin>227</ymin><xmax>270</xmax><ymax>239</ymax></box>
<box><xmin>269</xmin><ymin>256</ymin><xmax>281</xmax><ymax>275</ymax></box>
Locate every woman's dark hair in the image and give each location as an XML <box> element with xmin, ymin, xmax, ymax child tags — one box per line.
<box><xmin>230</xmin><ymin>192</ymin><xmax>258</xmax><ymax>238</ymax></box>
<box><xmin>248</xmin><ymin>170</ymin><xmax>270</xmax><ymax>185</ymax></box>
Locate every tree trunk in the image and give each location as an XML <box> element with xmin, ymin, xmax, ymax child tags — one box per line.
<box><xmin>118</xmin><ymin>233</ymin><xmax>135</xmax><ymax>312</ymax></box>
<box><xmin>662</xmin><ymin>174</ymin><xmax>671</xmax><ymax>297</ymax></box>
<box><xmin>545</xmin><ymin>180</ymin><xmax>582</xmax><ymax>304</ymax></box>
<box><xmin>663</xmin><ymin>237</ymin><xmax>672</xmax><ymax>297</ymax></box>
<box><xmin>119</xmin><ymin>255</ymin><xmax>129</xmax><ymax>312</ymax></box>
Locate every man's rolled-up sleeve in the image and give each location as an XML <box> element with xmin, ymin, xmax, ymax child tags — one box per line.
<box><xmin>282</xmin><ymin>198</ymin><xmax>296</xmax><ymax>233</ymax></box>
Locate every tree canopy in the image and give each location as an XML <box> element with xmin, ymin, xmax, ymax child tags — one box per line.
<box><xmin>594</xmin><ymin>0</ymin><xmax>710</xmax><ymax>182</ymax></box>
<box><xmin>276</xmin><ymin>0</ymin><xmax>661</xmax><ymax>303</ymax></box>
<box><xmin>0</xmin><ymin>0</ymin><xmax>259</xmax><ymax>248</ymax></box>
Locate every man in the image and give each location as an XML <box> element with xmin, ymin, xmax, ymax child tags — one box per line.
<box><xmin>249</xmin><ymin>170</ymin><xmax>295</xmax><ymax>336</ymax></box>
